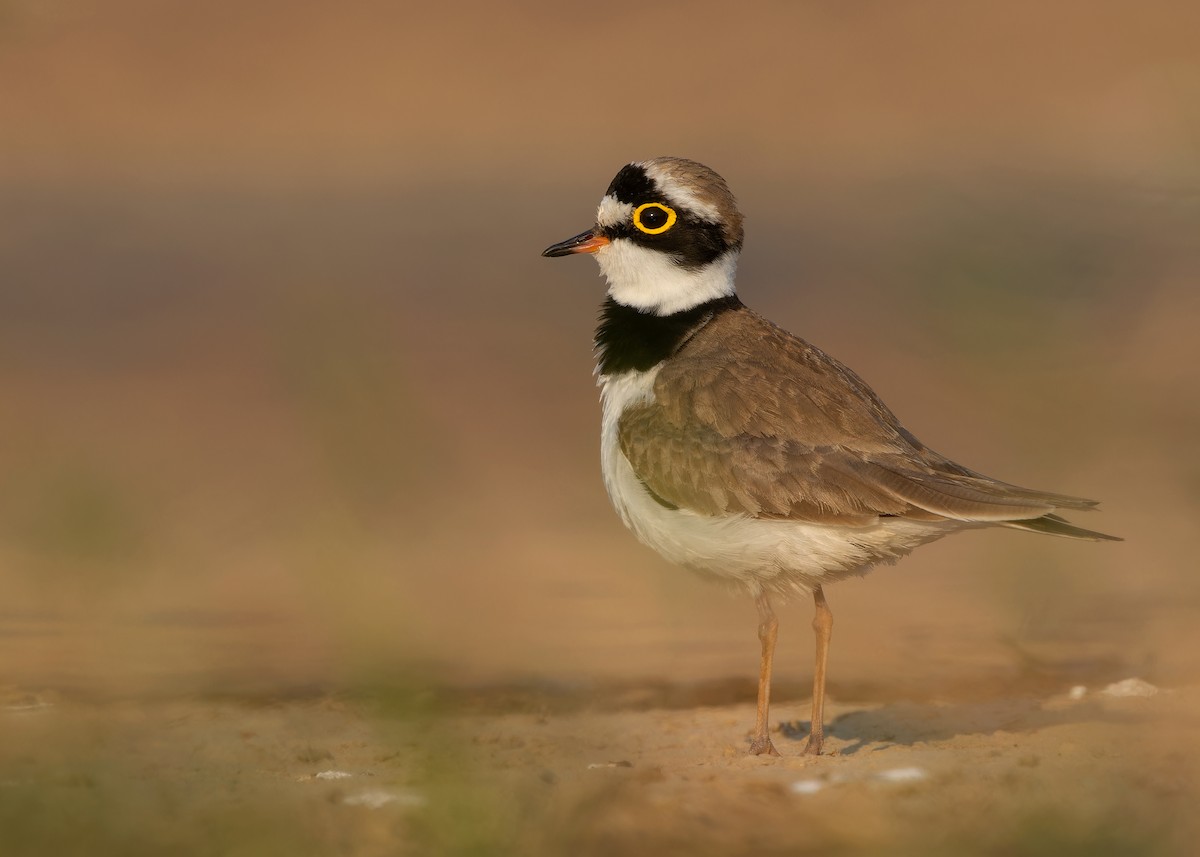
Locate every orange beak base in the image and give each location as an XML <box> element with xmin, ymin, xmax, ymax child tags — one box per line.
<box><xmin>542</xmin><ymin>229</ymin><xmax>610</xmax><ymax>257</ymax></box>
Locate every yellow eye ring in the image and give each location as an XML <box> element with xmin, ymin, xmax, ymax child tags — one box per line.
<box><xmin>632</xmin><ymin>202</ymin><xmax>677</xmax><ymax>235</ymax></box>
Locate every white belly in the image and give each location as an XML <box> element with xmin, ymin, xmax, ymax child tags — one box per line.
<box><xmin>598</xmin><ymin>369</ymin><xmax>954</xmax><ymax>597</ymax></box>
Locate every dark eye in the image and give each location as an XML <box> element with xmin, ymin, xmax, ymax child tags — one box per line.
<box><xmin>633</xmin><ymin>202</ymin><xmax>677</xmax><ymax>235</ymax></box>
<box><xmin>640</xmin><ymin>208</ymin><xmax>666</xmax><ymax>228</ymax></box>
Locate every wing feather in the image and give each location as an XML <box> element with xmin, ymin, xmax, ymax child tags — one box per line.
<box><xmin>616</xmin><ymin>306</ymin><xmax>1112</xmax><ymax>534</ymax></box>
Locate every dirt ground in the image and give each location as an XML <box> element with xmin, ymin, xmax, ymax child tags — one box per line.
<box><xmin>4</xmin><ymin>678</ymin><xmax>1197</xmax><ymax>856</ymax></box>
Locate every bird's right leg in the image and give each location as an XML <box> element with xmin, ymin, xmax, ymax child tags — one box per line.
<box><xmin>749</xmin><ymin>591</ymin><xmax>781</xmax><ymax>756</ymax></box>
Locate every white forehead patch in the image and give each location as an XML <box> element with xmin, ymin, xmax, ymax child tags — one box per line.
<box><xmin>596</xmin><ymin>195</ymin><xmax>633</xmax><ymax>229</ymax></box>
<box><xmin>640</xmin><ymin>161</ymin><xmax>722</xmax><ymax>223</ymax></box>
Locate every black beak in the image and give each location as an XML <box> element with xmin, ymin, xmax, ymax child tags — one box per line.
<box><xmin>541</xmin><ymin>229</ymin><xmax>611</xmax><ymax>257</ymax></box>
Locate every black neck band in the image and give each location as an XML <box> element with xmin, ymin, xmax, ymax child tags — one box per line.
<box><xmin>595</xmin><ymin>295</ymin><xmax>741</xmax><ymax>375</ymax></box>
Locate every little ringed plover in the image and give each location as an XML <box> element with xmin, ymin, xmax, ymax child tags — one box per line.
<box><xmin>542</xmin><ymin>157</ymin><xmax>1119</xmax><ymax>757</ymax></box>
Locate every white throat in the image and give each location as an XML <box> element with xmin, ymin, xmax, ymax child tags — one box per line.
<box><xmin>595</xmin><ymin>241</ymin><xmax>739</xmax><ymax>316</ymax></box>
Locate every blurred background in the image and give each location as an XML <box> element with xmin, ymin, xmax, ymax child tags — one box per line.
<box><xmin>2</xmin><ymin>0</ymin><xmax>1199</xmax><ymax>706</ymax></box>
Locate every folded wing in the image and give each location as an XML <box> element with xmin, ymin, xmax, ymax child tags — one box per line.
<box><xmin>618</xmin><ymin>307</ymin><xmax>1118</xmax><ymax>540</ymax></box>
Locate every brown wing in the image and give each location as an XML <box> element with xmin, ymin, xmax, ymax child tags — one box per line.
<box><xmin>618</xmin><ymin>306</ymin><xmax>1103</xmax><ymax>528</ymax></box>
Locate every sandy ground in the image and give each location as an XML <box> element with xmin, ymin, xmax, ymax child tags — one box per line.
<box><xmin>4</xmin><ymin>678</ymin><xmax>1197</xmax><ymax>856</ymax></box>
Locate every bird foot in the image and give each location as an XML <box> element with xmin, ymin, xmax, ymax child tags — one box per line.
<box><xmin>802</xmin><ymin>736</ymin><xmax>823</xmax><ymax>756</ymax></box>
<box><xmin>749</xmin><ymin>736</ymin><xmax>781</xmax><ymax>757</ymax></box>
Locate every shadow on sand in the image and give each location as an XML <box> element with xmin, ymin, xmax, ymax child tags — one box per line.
<box><xmin>779</xmin><ymin>695</ymin><xmax>1148</xmax><ymax>755</ymax></box>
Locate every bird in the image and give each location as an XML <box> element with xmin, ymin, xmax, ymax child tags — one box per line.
<box><xmin>541</xmin><ymin>157</ymin><xmax>1119</xmax><ymax>757</ymax></box>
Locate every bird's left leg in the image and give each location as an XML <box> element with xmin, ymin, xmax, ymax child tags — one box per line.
<box><xmin>803</xmin><ymin>585</ymin><xmax>833</xmax><ymax>755</ymax></box>
<box><xmin>749</xmin><ymin>591</ymin><xmax>781</xmax><ymax>756</ymax></box>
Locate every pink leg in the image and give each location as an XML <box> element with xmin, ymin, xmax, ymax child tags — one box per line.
<box><xmin>803</xmin><ymin>586</ymin><xmax>833</xmax><ymax>755</ymax></box>
<box><xmin>749</xmin><ymin>592</ymin><xmax>781</xmax><ymax>756</ymax></box>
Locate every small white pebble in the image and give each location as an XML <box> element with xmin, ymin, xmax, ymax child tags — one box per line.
<box><xmin>790</xmin><ymin>779</ymin><xmax>825</xmax><ymax>795</ymax></box>
<box><xmin>1102</xmin><ymin>678</ymin><xmax>1159</xmax><ymax>698</ymax></box>
<box><xmin>876</xmin><ymin>767</ymin><xmax>927</xmax><ymax>783</ymax></box>
<box><xmin>344</xmin><ymin>789</ymin><xmax>427</xmax><ymax>809</ymax></box>
<box><xmin>315</xmin><ymin>770</ymin><xmax>354</xmax><ymax>780</ymax></box>
<box><xmin>1068</xmin><ymin>685</ymin><xmax>1088</xmax><ymax>700</ymax></box>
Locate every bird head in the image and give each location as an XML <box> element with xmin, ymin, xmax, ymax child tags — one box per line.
<box><xmin>543</xmin><ymin>157</ymin><xmax>744</xmax><ymax>316</ymax></box>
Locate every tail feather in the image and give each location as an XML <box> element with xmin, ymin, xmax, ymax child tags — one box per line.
<box><xmin>1001</xmin><ymin>513</ymin><xmax>1122</xmax><ymax>542</ymax></box>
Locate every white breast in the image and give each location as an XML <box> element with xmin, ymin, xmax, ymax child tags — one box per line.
<box><xmin>598</xmin><ymin>368</ymin><xmax>955</xmax><ymax>598</ymax></box>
